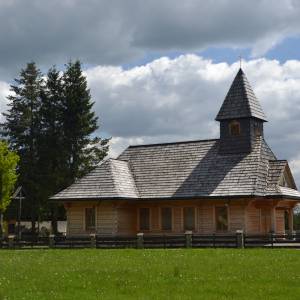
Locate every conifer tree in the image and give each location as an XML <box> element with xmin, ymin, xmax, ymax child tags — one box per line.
<box><xmin>39</xmin><ymin>67</ymin><xmax>65</xmax><ymax>233</ymax></box>
<box><xmin>2</xmin><ymin>62</ymin><xmax>44</xmax><ymax>232</ymax></box>
<box><xmin>62</xmin><ymin>60</ymin><xmax>109</xmax><ymax>184</ymax></box>
<box><xmin>2</xmin><ymin>61</ymin><xmax>109</xmax><ymax>233</ymax></box>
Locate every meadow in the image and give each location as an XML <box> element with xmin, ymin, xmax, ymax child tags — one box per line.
<box><xmin>0</xmin><ymin>249</ymin><xmax>300</xmax><ymax>299</ymax></box>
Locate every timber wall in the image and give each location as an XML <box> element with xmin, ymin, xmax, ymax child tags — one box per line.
<box><xmin>65</xmin><ymin>199</ymin><xmax>293</xmax><ymax>236</ymax></box>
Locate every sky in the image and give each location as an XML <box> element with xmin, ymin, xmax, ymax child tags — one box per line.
<box><xmin>1</xmin><ymin>0</ymin><xmax>300</xmax><ymax>185</ymax></box>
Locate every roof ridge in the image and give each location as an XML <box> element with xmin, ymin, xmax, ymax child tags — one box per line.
<box><xmin>108</xmin><ymin>159</ymin><xmax>120</xmax><ymax>197</ymax></box>
<box><xmin>262</xmin><ymin>138</ymin><xmax>277</xmax><ymax>160</ymax></box>
<box><xmin>110</xmin><ymin>159</ymin><xmax>140</xmax><ymax>198</ymax></box>
<box><xmin>253</xmin><ymin>136</ymin><xmax>263</xmax><ymax>194</ymax></box>
<box><xmin>125</xmin><ymin>161</ymin><xmax>140</xmax><ymax>197</ymax></box>
<box><xmin>128</xmin><ymin>138</ymin><xmax>219</xmax><ymax>148</ymax></box>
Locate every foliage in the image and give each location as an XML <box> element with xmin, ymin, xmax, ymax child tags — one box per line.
<box><xmin>62</xmin><ymin>61</ymin><xmax>109</xmax><ymax>183</ymax></box>
<box><xmin>0</xmin><ymin>249</ymin><xmax>300</xmax><ymax>299</ymax></box>
<box><xmin>1</xmin><ymin>61</ymin><xmax>109</xmax><ymax>230</ymax></box>
<box><xmin>0</xmin><ymin>141</ymin><xmax>19</xmax><ymax>213</ymax></box>
<box><xmin>2</xmin><ymin>62</ymin><xmax>43</xmax><ymax>227</ymax></box>
<box><xmin>293</xmin><ymin>206</ymin><xmax>300</xmax><ymax>230</ymax></box>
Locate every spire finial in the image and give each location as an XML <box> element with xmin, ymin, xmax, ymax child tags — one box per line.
<box><xmin>239</xmin><ymin>55</ymin><xmax>242</xmax><ymax>69</ymax></box>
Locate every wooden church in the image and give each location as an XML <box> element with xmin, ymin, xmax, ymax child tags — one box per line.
<box><xmin>52</xmin><ymin>68</ymin><xmax>300</xmax><ymax>236</ymax></box>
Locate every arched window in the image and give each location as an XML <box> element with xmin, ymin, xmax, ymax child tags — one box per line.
<box><xmin>229</xmin><ymin>120</ymin><xmax>240</xmax><ymax>136</ymax></box>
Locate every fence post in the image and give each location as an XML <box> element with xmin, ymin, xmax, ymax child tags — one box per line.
<box><xmin>8</xmin><ymin>235</ymin><xmax>15</xmax><ymax>249</ymax></box>
<box><xmin>185</xmin><ymin>231</ymin><xmax>192</xmax><ymax>248</ymax></box>
<box><xmin>49</xmin><ymin>234</ymin><xmax>55</xmax><ymax>248</ymax></box>
<box><xmin>137</xmin><ymin>232</ymin><xmax>144</xmax><ymax>249</ymax></box>
<box><xmin>236</xmin><ymin>230</ymin><xmax>244</xmax><ymax>249</ymax></box>
<box><xmin>90</xmin><ymin>233</ymin><xmax>96</xmax><ymax>248</ymax></box>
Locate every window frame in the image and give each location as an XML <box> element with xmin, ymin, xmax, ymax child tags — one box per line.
<box><xmin>85</xmin><ymin>206</ymin><xmax>96</xmax><ymax>232</ymax></box>
<box><xmin>183</xmin><ymin>207</ymin><xmax>196</xmax><ymax>231</ymax></box>
<box><xmin>160</xmin><ymin>207</ymin><xmax>173</xmax><ymax>231</ymax></box>
<box><xmin>215</xmin><ymin>205</ymin><xmax>229</xmax><ymax>232</ymax></box>
<box><xmin>138</xmin><ymin>207</ymin><xmax>151</xmax><ymax>231</ymax></box>
<box><xmin>229</xmin><ymin>120</ymin><xmax>241</xmax><ymax>136</ymax></box>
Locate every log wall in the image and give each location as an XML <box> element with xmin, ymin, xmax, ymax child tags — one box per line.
<box><xmin>65</xmin><ymin>199</ymin><xmax>296</xmax><ymax>236</ymax></box>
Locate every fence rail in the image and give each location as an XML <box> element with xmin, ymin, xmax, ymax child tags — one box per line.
<box><xmin>1</xmin><ymin>232</ymin><xmax>300</xmax><ymax>249</ymax></box>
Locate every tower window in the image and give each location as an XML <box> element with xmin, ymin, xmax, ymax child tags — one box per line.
<box><xmin>229</xmin><ymin>121</ymin><xmax>240</xmax><ymax>136</ymax></box>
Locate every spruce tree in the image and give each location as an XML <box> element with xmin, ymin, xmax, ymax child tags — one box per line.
<box><xmin>2</xmin><ymin>62</ymin><xmax>44</xmax><ymax>232</ymax></box>
<box><xmin>39</xmin><ymin>67</ymin><xmax>66</xmax><ymax>233</ymax></box>
<box><xmin>2</xmin><ymin>61</ymin><xmax>109</xmax><ymax>233</ymax></box>
<box><xmin>62</xmin><ymin>60</ymin><xmax>109</xmax><ymax>184</ymax></box>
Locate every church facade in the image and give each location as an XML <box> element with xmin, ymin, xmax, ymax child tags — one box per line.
<box><xmin>51</xmin><ymin>69</ymin><xmax>300</xmax><ymax>236</ymax></box>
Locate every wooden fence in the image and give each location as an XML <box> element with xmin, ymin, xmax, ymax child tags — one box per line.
<box><xmin>1</xmin><ymin>232</ymin><xmax>300</xmax><ymax>249</ymax></box>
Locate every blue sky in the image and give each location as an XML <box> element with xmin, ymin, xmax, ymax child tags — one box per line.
<box><xmin>124</xmin><ymin>35</ymin><xmax>300</xmax><ymax>69</ymax></box>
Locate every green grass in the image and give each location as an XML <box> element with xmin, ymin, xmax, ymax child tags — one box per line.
<box><xmin>0</xmin><ymin>249</ymin><xmax>300</xmax><ymax>300</ymax></box>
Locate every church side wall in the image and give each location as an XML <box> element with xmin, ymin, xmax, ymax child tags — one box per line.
<box><xmin>276</xmin><ymin>209</ymin><xmax>285</xmax><ymax>234</ymax></box>
<box><xmin>246</xmin><ymin>203</ymin><xmax>261</xmax><ymax>234</ymax></box>
<box><xmin>97</xmin><ymin>202</ymin><xmax>118</xmax><ymax>235</ymax></box>
<box><xmin>66</xmin><ymin>204</ymin><xmax>84</xmax><ymax>235</ymax></box>
<box><xmin>66</xmin><ymin>201</ymin><xmax>118</xmax><ymax>236</ymax></box>
<box><xmin>117</xmin><ymin>205</ymin><xmax>137</xmax><ymax>235</ymax></box>
<box><xmin>66</xmin><ymin>199</ymin><xmax>294</xmax><ymax>236</ymax></box>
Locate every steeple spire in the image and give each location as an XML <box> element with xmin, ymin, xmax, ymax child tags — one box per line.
<box><xmin>215</xmin><ymin>68</ymin><xmax>267</xmax><ymax>122</ymax></box>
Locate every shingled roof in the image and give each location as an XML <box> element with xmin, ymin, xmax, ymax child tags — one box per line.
<box><xmin>51</xmin><ymin>68</ymin><xmax>300</xmax><ymax>202</ymax></box>
<box><xmin>51</xmin><ymin>137</ymin><xmax>300</xmax><ymax>200</ymax></box>
<box><xmin>215</xmin><ymin>68</ymin><xmax>267</xmax><ymax>121</ymax></box>
<box><xmin>52</xmin><ymin>159</ymin><xmax>139</xmax><ymax>200</ymax></box>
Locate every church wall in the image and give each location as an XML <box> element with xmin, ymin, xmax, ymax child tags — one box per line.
<box><xmin>245</xmin><ymin>203</ymin><xmax>261</xmax><ymax>234</ymax></box>
<box><xmin>65</xmin><ymin>199</ymin><xmax>294</xmax><ymax>236</ymax></box>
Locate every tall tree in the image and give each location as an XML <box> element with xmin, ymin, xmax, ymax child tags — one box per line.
<box><xmin>2</xmin><ymin>61</ymin><xmax>109</xmax><ymax>233</ymax></box>
<box><xmin>2</xmin><ymin>62</ymin><xmax>44</xmax><ymax>232</ymax></box>
<box><xmin>0</xmin><ymin>141</ymin><xmax>19</xmax><ymax>237</ymax></box>
<box><xmin>39</xmin><ymin>67</ymin><xmax>65</xmax><ymax>233</ymax></box>
<box><xmin>62</xmin><ymin>60</ymin><xmax>109</xmax><ymax>184</ymax></box>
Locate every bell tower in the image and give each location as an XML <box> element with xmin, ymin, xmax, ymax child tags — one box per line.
<box><xmin>215</xmin><ymin>68</ymin><xmax>267</xmax><ymax>155</ymax></box>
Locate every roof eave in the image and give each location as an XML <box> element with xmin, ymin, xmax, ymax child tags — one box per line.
<box><xmin>50</xmin><ymin>194</ymin><xmax>300</xmax><ymax>202</ymax></box>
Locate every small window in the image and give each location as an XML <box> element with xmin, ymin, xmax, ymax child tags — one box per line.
<box><xmin>215</xmin><ymin>206</ymin><xmax>228</xmax><ymax>231</ymax></box>
<box><xmin>161</xmin><ymin>207</ymin><xmax>172</xmax><ymax>231</ymax></box>
<box><xmin>184</xmin><ymin>207</ymin><xmax>195</xmax><ymax>231</ymax></box>
<box><xmin>139</xmin><ymin>208</ymin><xmax>150</xmax><ymax>231</ymax></box>
<box><xmin>229</xmin><ymin>121</ymin><xmax>240</xmax><ymax>136</ymax></box>
<box><xmin>85</xmin><ymin>207</ymin><xmax>96</xmax><ymax>231</ymax></box>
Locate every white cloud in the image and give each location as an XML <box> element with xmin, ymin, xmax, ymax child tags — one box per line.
<box><xmin>1</xmin><ymin>0</ymin><xmax>300</xmax><ymax>77</ymax></box>
<box><xmin>85</xmin><ymin>55</ymin><xmax>300</xmax><ymax>184</ymax></box>
<box><xmin>0</xmin><ymin>81</ymin><xmax>10</xmax><ymax>122</ymax></box>
<box><xmin>1</xmin><ymin>55</ymin><xmax>300</xmax><ymax>185</ymax></box>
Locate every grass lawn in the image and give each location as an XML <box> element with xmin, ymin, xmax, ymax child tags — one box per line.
<box><xmin>0</xmin><ymin>249</ymin><xmax>300</xmax><ymax>300</ymax></box>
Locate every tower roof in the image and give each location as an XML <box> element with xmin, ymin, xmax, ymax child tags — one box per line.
<box><xmin>215</xmin><ymin>68</ymin><xmax>267</xmax><ymax>121</ymax></box>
